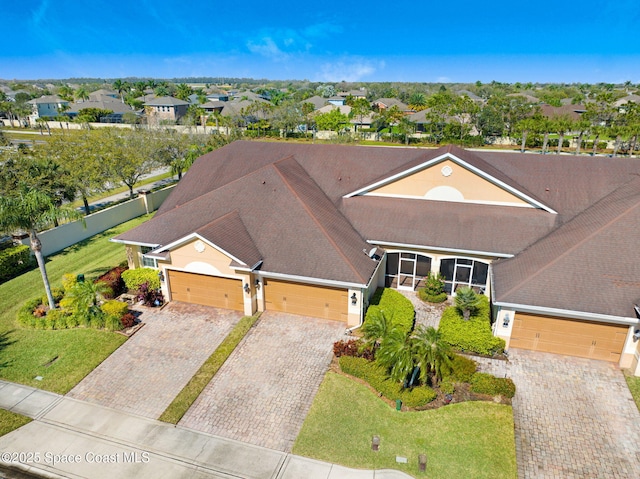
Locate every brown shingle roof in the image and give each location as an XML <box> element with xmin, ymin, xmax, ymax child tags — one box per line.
<box><xmin>493</xmin><ymin>176</ymin><xmax>640</xmax><ymax>318</ymax></box>
<box><xmin>195</xmin><ymin>211</ymin><xmax>262</xmax><ymax>267</ymax></box>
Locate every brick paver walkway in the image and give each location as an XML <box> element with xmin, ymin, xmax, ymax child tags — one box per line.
<box><xmin>179</xmin><ymin>312</ymin><xmax>346</xmax><ymax>452</ymax></box>
<box><xmin>475</xmin><ymin>349</ymin><xmax>640</xmax><ymax>478</ymax></box>
<box><xmin>68</xmin><ymin>302</ymin><xmax>242</xmax><ymax>419</ymax></box>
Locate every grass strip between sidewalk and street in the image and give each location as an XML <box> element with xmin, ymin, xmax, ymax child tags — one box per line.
<box><xmin>0</xmin><ymin>410</ymin><xmax>32</xmax><ymax>437</ymax></box>
<box><xmin>625</xmin><ymin>372</ymin><xmax>640</xmax><ymax>411</ymax></box>
<box><xmin>293</xmin><ymin>372</ymin><xmax>516</xmax><ymax>479</ymax></box>
<box><xmin>159</xmin><ymin>313</ymin><xmax>261</xmax><ymax>424</ymax></box>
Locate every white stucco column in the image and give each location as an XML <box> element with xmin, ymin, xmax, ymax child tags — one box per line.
<box><xmin>494</xmin><ymin>308</ymin><xmax>515</xmax><ymax>350</ymax></box>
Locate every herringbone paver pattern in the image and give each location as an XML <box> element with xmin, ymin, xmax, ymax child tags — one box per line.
<box><xmin>475</xmin><ymin>349</ymin><xmax>640</xmax><ymax>479</ymax></box>
<box><xmin>179</xmin><ymin>312</ymin><xmax>345</xmax><ymax>452</ymax></box>
<box><xmin>68</xmin><ymin>302</ymin><xmax>242</xmax><ymax>419</ymax></box>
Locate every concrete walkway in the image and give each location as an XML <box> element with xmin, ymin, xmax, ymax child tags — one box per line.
<box><xmin>0</xmin><ymin>381</ymin><xmax>413</xmax><ymax>479</ymax></box>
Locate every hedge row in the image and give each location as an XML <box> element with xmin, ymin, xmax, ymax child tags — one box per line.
<box><xmin>122</xmin><ymin>267</ymin><xmax>160</xmax><ymax>291</ymax></box>
<box><xmin>339</xmin><ymin>356</ymin><xmax>436</xmax><ymax>407</ymax></box>
<box><xmin>364</xmin><ymin>288</ymin><xmax>415</xmax><ymax>337</ymax></box>
<box><xmin>439</xmin><ymin>295</ymin><xmax>505</xmax><ymax>355</ymax></box>
<box><xmin>0</xmin><ymin>244</ymin><xmax>34</xmax><ymax>283</ymax></box>
<box><xmin>470</xmin><ymin>372</ymin><xmax>516</xmax><ymax>398</ymax></box>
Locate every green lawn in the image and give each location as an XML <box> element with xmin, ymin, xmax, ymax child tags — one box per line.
<box><xmin>293</xmin><ymin>372</ymin><xmax>516</xmax><ymax>479</ymax></box>
<box><xmin>0</xmin><ymin>214</ymin><xmax>152</xmax><ymax>393</ymax></box>
<box><xmin>0</xmin><ymin>410</ymin><xmax>31</xmax><ymax>436</ymax></box>
<box><xmin>625</xmin><ymin>372</ymin><xmax>640</xmax><ymax>411</ymax></box>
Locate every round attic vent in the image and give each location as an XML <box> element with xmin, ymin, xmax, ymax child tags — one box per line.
<box><xmin>194</xmin><ymin>240</ymin><xmax>206</xmax><ymax>253</ymax></box>
<box><xmin>441</xmin><ymin>165</ymin><xmax>453</xmax><ymax>177</ymax></box>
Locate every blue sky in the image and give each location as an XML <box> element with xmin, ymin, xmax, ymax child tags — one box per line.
<box><xmin>2</xmin><ymin>0</ymin><xmax>640</xmax><ymax>83</ymax></box>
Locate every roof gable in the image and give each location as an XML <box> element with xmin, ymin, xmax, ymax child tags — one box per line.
<box><xmin>345</xmin><ymin>146</ymin><xmax>556</xmax><ymax>212</ymax></box>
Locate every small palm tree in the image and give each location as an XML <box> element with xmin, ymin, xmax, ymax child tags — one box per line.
<box><xmin>376</xmin><ymin>328</ymin><xmax>415</xmax><ymax>382</ymax></box>
<box><xmin>412</xmin><ymin>325</ymin><xmax>452</xmax><ymax>386</ymax></box>
<box><xmin>361</xmin><ymin>310</ymin><xmax>393</xmax><ymax>350</ymax></box>
<box><xmin>455</xmin><ymin>287</ymin><xmax>481</xmax><ymax>321</ymax></box>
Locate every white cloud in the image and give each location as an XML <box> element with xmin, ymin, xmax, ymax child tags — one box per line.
<box><xmin>318</xmin><ymin>59</ymin><xmax>384</xmax><ymax>82</ymax></box>
<box><xmin>436</xmin><ymin>76</ymin><xmax>451</xmax><ymax>82</ymax></box>
<box><xmin>246</xmin><ymin>37</ymin><xmax>289</xmax><ymax>61</ymax></box>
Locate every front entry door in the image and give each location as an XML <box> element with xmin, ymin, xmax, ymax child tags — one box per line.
<box><xmin>398</xmin><ymin>254</ymin><xmax>416</xmax><ymax>290</ymax></box>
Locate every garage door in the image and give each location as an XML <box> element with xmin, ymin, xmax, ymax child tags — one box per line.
<box><xmin>264</xmin><ymin>279</ymin><xmax>348</xmax><ymax>321</ymax></box>
<box><xmin>510</xmin><ymin>313</ymin><xmax>628</xmax><ymax>362</ymax></box>
<box><xmin>168</xmin><ymin>270</ymin><xmax>244</xmax><ymax>311</ymax></box>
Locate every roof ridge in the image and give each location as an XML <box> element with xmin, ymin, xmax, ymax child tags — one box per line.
<box><xmin>271</xmin><ymin>157</ymin><xmax>368</xmax><ymax>284</ymax></box>
<box><xmin>496</xmin><ymin>176</ymin><xmax>640</xmax><ymax>300</ymax></box>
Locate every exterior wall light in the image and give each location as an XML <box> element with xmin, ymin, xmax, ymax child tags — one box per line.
<box><xmin>255</xmin><ymin>278</ymin><xmax>261</xmax><ymax>289</ymax></box>
<box><xmin>244</xmin><ymin>283</ymin><xmax>250</xmax><ymax>294</ymax></box>
<box><xmin>351</xmin><ymin>293</ymin><xmax>357</xmax><ymax>305</ymax></box>
<box><xmin>502</xmin><ymin>314</ymin><xmax>510</xmax><ymax>328</ymax></box>
<box><xmin>158</xmin><ymin>270</ymin><xmax>165</xmax><ymax>283</ymax></box>
<box><xmin>633</xmin><ymin>330</ymin><xmax>640</xmax><ymax>342</ymax></box>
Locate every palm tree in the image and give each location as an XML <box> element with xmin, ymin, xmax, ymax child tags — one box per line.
<box><xmin>555</xmin><ymin>115</ymin><xmax>574</xmax><ymax>154</ymax></box>
<box><xmin>516</xmin><ymin>118</ymin><xmax>537</xmax><ymax>153</ymax></box>
<box><xmin>376</xmin><ymin>328</ymin><xmax>415</xmax><ymax>382</ymax></box>
<box><xmin>412</xmin><ymin>326</ymin><xmax>452</xmax><ymax>386</ymax></box>
<box><xmin>62</xmin><ymin>280</ymin><xmax>111</xmax><ymax>319</ymax></box>
<box><xmin>573</xmin><ymin>119</ymin><xmax>590</xmax><ymax>155</ymax></box>
<box><xmin>455</xmin><ymin>286</ymin><xmax>480</xmax><ymax>321</ymax></box>
<box><xmin>75</xmin><ymin>87</ymin><xmax>89</xmax><ymax>102</ymax></box>
<box><xmin>361</xmin><ymin>310</ymin><xmax>393</xmax><ymax>350</ymax></box>
<box><xmin>112</xmin><ymin>79</ymin><xmax>128</xmax><ymax>102</ymax></box>
<box><xmin>0</xmin><ymin>186</ymin><xmax>82</xmax><ymax>309</ymax></box>
<box><xmin>175</xmin><ymin>83</ymin><xmax>193</xmax><ymax>101</ymax></box>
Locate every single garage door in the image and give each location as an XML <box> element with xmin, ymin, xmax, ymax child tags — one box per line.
<box><xmin>510</xmin><ymin>312</ymin><xmax>628</xmax><ymax>362</ymax></box>
<box><xmin>168</xmin><ymin>270</ymin><xmax>244</xmax><ymax>311</ymax></box>
<box><xmin>264</xmin><ymin>279</ymin><xmax>348</xmax><ymax>321</ymax></box>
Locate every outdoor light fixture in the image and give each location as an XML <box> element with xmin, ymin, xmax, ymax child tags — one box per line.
<box><xmin>244</xmin><ymin>283</ymin><xmax>250</xmax><ymax>294</ymax></box>
<box><xmin>502</xmin><ymin>314</ymin><xmax>510</xmax><ymax>328</ymax></box>
<box><xmin>634</xmin><ymin>330</ymin><xmax>640</xmax><ymax>342</ymax></box>
<box><xmin>419</xmin><ymin>454</ymin><xmax>427</xmax><ymax>472</ymax></box>
<box><xmin>371</xmin><ymin>435</ymin><xmax>380</xmax><ymax>451</ymax></box>
<box><xmin>351</xmin><ymin>293</ymin><xmax>357</xmax><ymax>305</ymax></box>
<box><xmin>157</xmin><ymin>271</ymin><xmax>165</xmax><ymax>283</ymax></box>
<box><xmin>255</xmin><ymin>278</ymin><xmax>261</xmax><ymax>290</ymax></box>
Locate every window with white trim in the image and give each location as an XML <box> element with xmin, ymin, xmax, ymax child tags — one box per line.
<box><xmin>140</xmin><ymin>246</ymin><xmax>157</xmax><ymax>268</ymax></box>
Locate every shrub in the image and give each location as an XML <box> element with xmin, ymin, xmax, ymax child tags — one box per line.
<box><xmin>339</xmin><ymin>356</ymin><xmax>436</xmax><ymax>407</ymax></box>
<box><xmin>61</xmin><ymin>273</ymin><xmax>78</xmax><ymax>292</ymax></box>
<box><xmin>440</xmin><ymin>378</ymin><xmax>455</xmax><ymax>395</ymax></box>
<box><xmin>418</xmin><ymin>290</ymin><xmax>448</xmax><ymax>303</ymax></box>
<box><xmin>17</xmin><ymin>298</ymin><xmax>43</xmax><ymax>328</ymax></box>
<box><xmin>470</xmin><ymin>372</ymin><xmax>516</xmax><ymax>398</ymax></box>
<box><xmin>104</xmin><ymin>315</ymin><xmax>123</xmax><ymax>331</ymax></box>
<box><xmin>364</xmin><ymin>288</ymin><xmax>415</xmax><ymax>337</ymax></box>
<box><xmin>100</xmin><ymin>300</ymin><xmax>129</xmax><ymax>319</ymax></box>
<box><xmin>0</xmin><ymin>244</ymin><xmax>34</xmax><ymax>283</ymax></box>
<box><xmin>122</xmin><ymin>268</ymin><xmax>160</xmax><ymax>292</ymax></box>
<box><xmin>96</xmin><ymin>266</ymin><xmax>128</xmax><ymax>299</ymax></box>
<box><xmin>449</xmin><ymin>354</ymin><xmax>477</xmax><ymax>382</ymax></box>
<box><xmin>439</xmin><ymin>297</ymin><xmax>506</xmax><ymax>355</ymax></box>
<box><xmin>120</xmin><ymin>313</ymin><xmax>137</xmax><ymax>328</ymax></box>
<box><xmin>333</xmin><ymin>339</ymin><xmax>374</xmax><ymax>360</ymax></box>
<box><xmin>136</xmin><ymin>282</ymin><xmax>164</xmax><ymax>306</ymax></box>
<box><xmin>41</xmin><ymin>288</ymin><xmax>64</xmax><ymax>306</ymax></box>
<box><xmin>455</xmin><ymin>287</ymin><xmax>481</xmax><ymax>320</ymax></box>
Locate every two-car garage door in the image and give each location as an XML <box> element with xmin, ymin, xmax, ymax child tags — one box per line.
<box><xmin>168</xmin><ymin>270</ymin><xmax>244</xmax><ymax>311</ymax></box>
<box><xmin>510</xmin><ymin>313</ymin><xmax>628</xmax><ymax>362</ymax></box>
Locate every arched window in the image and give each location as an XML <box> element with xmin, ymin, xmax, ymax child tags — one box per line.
<box><xmin>439</xmin><ymin>258</ymin><xmax>488</xmax><ymax>294</ymax></box>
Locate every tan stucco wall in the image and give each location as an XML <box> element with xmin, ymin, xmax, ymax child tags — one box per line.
<box><xmin>369</xmin><ymin>159</ymin><xmax>529</xmax><ymax>206</ymax></box>
<box><xmin>126</xmin><ymin>245</ymin><xmax>142</xmax><ymax>269</ymax></box>
<box><xmin>169</xmin><ymin>239</ymin><xmax>242</xmax><ymax>278</ymax></box>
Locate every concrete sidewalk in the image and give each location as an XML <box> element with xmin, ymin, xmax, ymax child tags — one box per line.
<box><xmin>0</xmin><ymin>380</ymin><xmax>413</xmax><ymax>479</ymax></box>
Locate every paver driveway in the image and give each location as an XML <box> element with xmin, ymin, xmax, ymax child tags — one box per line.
<box><xmin>476</xmin><ymin>349</ymin><xmax>640</xmax><ymax>479</ymax></box>
<box><xmin>68</xmin><ymin>302</ymin><xmax>242</xmax><ymax>419</ymax></box>
<box><xmin>179</xmin><ymin>311</ymin><xmax>346</xmax><ymax>452</ymax></box>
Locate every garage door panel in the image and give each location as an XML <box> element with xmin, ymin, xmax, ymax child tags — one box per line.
<box><xmin>168</xmin><ymin>271</ymin><xmax>243</xmax><ymax>311</ymax></box>
<box><xmin>264</xmin><ymin>279</ymin><xmax>348</xmax><ymax>321</ymax></box>
<box><xmin>511</xmin><ymin>313</ymin><xmax>627</xmax><ymax>362</ymax></box>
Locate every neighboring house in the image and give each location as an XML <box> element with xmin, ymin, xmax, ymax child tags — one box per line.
<box><xmin>144</xmin><ymin>96</ymin><xmax>190</xmax><ymax>125</ymax></box>
<box><xmin>88</xmin><ymin>89</ymin><xmax>119</xmax><ymax>101</ymax></box>
<box><xmin>539</xmin><ymin>103</ymin><xmax>587</xmax><ymax>120</ymax></box>
<box><xmin>301</xmin><ymin>95</ymin><xmax>329</xmax><ymax>110</ymax></box>
<box><xmin>114</xmin><ymin>142</ymin><xmax>640</xmax><ymax>375</ymax></box>
<box><xmin>66</xmin><ymin>98</ymin><xmax>137</xmax><ymax>123</ymax></box>
<box><xmin>27</xmin><ymin>95</ymin><xmax>69</xmax><ymax>123</ymax></box>
<box><xmin>327</xmin><ymin>96</ymin><xmax>346</xmax><ymax>106</ymax></box>
<box><xmin>315</xmin><ymin>104</ymin><xmax>373</xmax><ymax>130</ymax></box>
<box><xmin>372</xmin><ymin>98</ymin><xmax>414</xmax><ymax>114</ymax></box>
<box><xmin>615</xmin><ymin>94</ymin><xmax>640</xmax><ymax>108</ymax></box>
<box><xmin>339</xmin><ymin>89</ymin><xmax>368</xmax><ymax>99</ymax></box>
